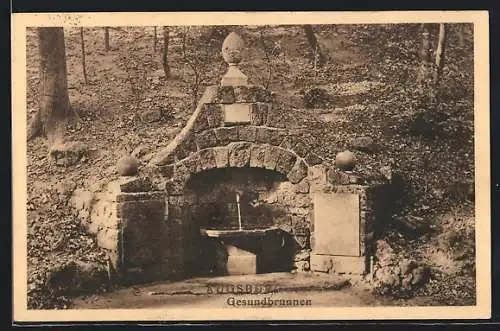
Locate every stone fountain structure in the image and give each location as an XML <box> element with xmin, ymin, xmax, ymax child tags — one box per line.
<box><xmin>75</xmin><ymin>32</ymin><xmax>392</xmax><ymax>284</ymax></box>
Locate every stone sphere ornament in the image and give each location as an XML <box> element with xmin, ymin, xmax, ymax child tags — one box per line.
<box><xmin>222</xmin><ymin>32</ymin><xmax>245</xmax><ymax>65</ymax></box>
<box><xmin>335</xmin><ymin>150</ymin><xmax>356</xmax><ymax>171</ymax></box>
<box><xmin>117</xmin><ymin>156</ymin><xmax>139</xmax><ymax>176</ymax></box>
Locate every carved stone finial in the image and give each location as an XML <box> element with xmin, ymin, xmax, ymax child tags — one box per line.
<box><xmin>221</xmin><ymin>32</ymin><xmax>248</xmax><ymax>87</ymax></box>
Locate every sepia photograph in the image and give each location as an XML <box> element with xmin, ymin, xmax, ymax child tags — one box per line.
<box><xmin>12</xmin><ymin>11</ymin><xmax>490</xmax><ymax>321</ymax></box>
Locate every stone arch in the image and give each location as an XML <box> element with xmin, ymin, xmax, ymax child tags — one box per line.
<box><xmin>161</xmin><ymin>142</ymin><xmax>317</xmax><ymax>196</ymax></box>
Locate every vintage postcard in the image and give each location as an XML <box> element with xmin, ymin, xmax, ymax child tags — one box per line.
<box><xmin>12</xmin><ymin>11</ymin><xmax>490</xmax><ymax>322</ymax></box>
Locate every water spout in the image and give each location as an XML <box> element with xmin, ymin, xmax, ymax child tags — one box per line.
<box><xmin>236</xmin><ymin>192</ymin><xmax>242</xmax><ymax>231</ymax></box>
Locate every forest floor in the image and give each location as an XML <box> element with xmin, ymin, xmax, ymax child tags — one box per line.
<box><xmin>25</xmin><ymin>25</ymin><xmax>476</xmax><ymax>309</ymax></box>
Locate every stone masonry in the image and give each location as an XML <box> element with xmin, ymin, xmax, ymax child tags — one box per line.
<box><xmin>77</xmin><ymin>32</ymin><xmax>393</xmax><ymax>283</ymax></box>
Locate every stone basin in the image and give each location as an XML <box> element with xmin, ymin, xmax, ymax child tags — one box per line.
<box><xmin>200</xmin><ymin>227</ymin><xmax>278</xmax><ymax>238</ymax></box>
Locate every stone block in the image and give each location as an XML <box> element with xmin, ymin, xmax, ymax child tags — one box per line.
<box><xmin>217</xmin><ymin>86</ymin><xmax>235</xmax><ymax>104</ymax></box>
<box><xmin>279</xmin><ymin>135</ymin><xmax>295</xmax><ymax>150</ymax></box>
<box><xmin>182</xmin><ymin>154</ymin><xmax>200</xmax><ymax>174</ymax></box>
<box><xmin>238</xmin><ymin>125</ymin><xmax>257</xmax><ymax>142</ymax></box>
<box><xmin>263</xmin><ymin>145</ymin><xmax>281</xmax><ymax>171</ymax></box>
<box><xmin>294</xmin><ymin>260</ymin><xmax>310</xmax><ymax>272</ymax></box>
<box><xmin>225</xmin><ymin>245</ymin><xmax>257</xmax><ymax>275</ymax></box>
<box><xmin>198</xmin><ymin>148</ymin><xmax>217</xmax><ymax>171</ymax></box>
<box><xmin>196</xmin><ymin>129</ymin><xmax>218</xmax><ymax>150</ymax></box>
<box><xmin>193</xmin><ymin>110</ymin><xmax>209</xmax><ymax>133</ymax></box>
<box><xmin>214</xmin><ymin>127</ymin><xmax>239</xmax><ymax>145</ymax></box>
<box><xmin>265</xmin><ymin>108</ymin><xmax>286</xmax><ymax>128</ymax></box>
<box><xmin>291</xmin><ymin>215</ymin><xmax>306</xmax><ymax>230</ymax></box>
<box><xmin>205</xmin><ymin>104</ymin><xmax>224</xmax><ymax>128</ymax></box>
<box><xmin>339</xmin><ymin>172</ymin><xmax>352</xmax><ymax>185</ymax></box>
<box><xmin>289</xmin><ymin>207</ymin><xmax>309</xmax><ymax>216</ymax></box>
<box><xmin>158</xmin><ymin>164</ymin><xmax>174</xmax><ymax>179</ymax></box>
<box><xmin>175</xmin><ymin>144</ymin><xmax>189</xmax><ymax>160</ymax></box>
<box><xmin>181</xmin><ymin>132</ymin><xmax>198</xmax><ymax>154</ymax></box>
<box><xmin>304</xmin><ymin>152</ymin><xmax>323</xmax><ymax>166</ymax></box>
<box><xmin>292</xmin><ymin>140</ymin><xmax>311</xmax><ymax>158</ymax></box>
<box><xmin>119</xmin><ymin>199</ymin><xmax>165</xmax><ymax>219</ymax></box>
<box><xmin>308</xmin><ymin>164</ymin><xmax>328</xmax><ymax>185</ymax></box>
<box><xmin>294</xmin><ymin>235</ymin><xmax>310</xmax><ymax>249</ymax></box>
<box><xmin>233</xmin><ymin>86</ymin><xmax>251</xmax><ymax>103</ymax></box>
<box><xmin>154</xmin><ymin>152</ymin><xmax>175</xmax><ymax>166</ymax></box>
<box><xmin>312</xmin><ymin>192</ymin><xmax>360</xmax><ymax>256</ymax></box>
<box><xmin>256</xmin><ymin>127</ymin><xmax>286</xmax><ymax>146</ymax></box>
<box><xmin>287</xmin><ymin>159</ymin><xmax>308</xmax><ymax>184</ymax></box>
<box><xmin>165</xmin><ymin>178</ymin><xmax>184</xmax><ymax>195</ymax></box>
<box><xmin>294</xmin><ymin>179</ymin><xmax>310</xmax><ymax>194</ymax></box>
<box><xmin>223</xmin><ymin>103</ymin><xmax>251</xmax><ymax>124</ymax></box>
<box><xmin>327</xmin><ymin>168</ymin><xmax>341</xmax><ymax>185</ymax></box>
<box><xmin>213</xmin><ymin>146</ymin><xmax>229</xmax><ymax>168</ymax></box>
<box><xmin>295</xmin><ymin>194</ymin><xmax>312</xmax><ymax>208</ymax></box>
<box><xmin>174</xmin><ymin>162</ymin><xmax>191</xmax><ymax>182</ymax></box>
<box><xmin>249</xmin><ymin>144</ymin><xmax>266</xmax><ymax>168</ymax></box>
<box><xmin>229</xmin><ymin>142</ymin><xmax>251</xmax><ymax>167</ymax></box>
<box><xmin>108</xmin><ymin>177</ymin><xmax>152</xmax><ymax>193</ymax></box>
<box><xmin>168</xmin><ymin>195</ymin><xmax>184</xmax><ymax>206</ymax></box>
<box><xmin>348</xmin><ymin>174</ymin><xmax>362</xmax><ymax>184</ymax></box>
<box><xmin>310</xmin><ymin>254</ymin><xmax>366</xmax><ymax>274</ymax></box>
<box><xmin>275</xmin><ymin>150</ymin><xmax>297</xmax><ymax>174</ymax></box>
<box><xmin>251</xmin><ymin>103</ymin><xmax>268</xmax><ymax>125</ymax></box>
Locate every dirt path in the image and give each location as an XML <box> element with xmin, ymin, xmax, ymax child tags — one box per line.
<box><xmin>71</xmin><ymin>273</ymin><xmax>438</xmax><ymax>309</ymax></box>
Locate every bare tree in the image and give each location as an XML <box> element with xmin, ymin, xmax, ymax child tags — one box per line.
<box><xmin>420</xmin><ymin>23</ymin><xmax>431</xmax><ymax>64</ymax></box>
<box><xmin>303</xmin><ymin>25</ymin><xmax>325</xmax><ymax>66</ymax></box>
<box><xmin>163</xmin><ymin>26</ymin><xmax>170</xmax><ymax>77</ymax></box>
<box><xmin>434</xmin><ymin>23</ymin><xmax>447</xmax><ymax>88</ymax></box>
<box><xmin>181</xmin><ymin>28</ymin><xmax>202</xmax><ymax>110</ymax></box>
<box><xmin>104</xmin><ymin>27</ymin><xmax>110</xmax><ymax>51</ymax></box>
<box><xmin>257</xmin><ymin>29</ymin><xmax>283</xmax><ymax>90</ymax></box>
<box><xmin>153</xmin><ymin>26</ymin><xmax>157</xmax><ymax>52</ymax></box>
<box><xmin>457</xmin><ymin>24</ymin><xmax>465</xmax><ymax>47</ymax></box>
<box><xmin>180</xmin><ymin>27</ymin><xmax>218</xmax><ymax>110</ymax></box>
<box><xmin>417</xmin><ymin>24</ymin><xmax>434</xmax><ymax>99</ymax></box>
<box><xmin>28</xmin><ymin>27</ymin><xmax>73</xmax><ymax>144</ymax></box>
<box><xmin>80</xmin><ymin>28</ymin><xmax>88</xmax><ymax>84</ymax></box>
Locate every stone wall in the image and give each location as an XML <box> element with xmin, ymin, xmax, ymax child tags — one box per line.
<box><xmin>143</xmin><ymin>84</ymin><xmax>391</xmax><ymax>278</ymax></box>
<box><xmin>71</xmin><ymin>177</ymin><xmax>184</xmax><ymax>283</ymax></box>
<box><xmin>71</xmin><ymin>84</ymin><xmax>392</xmax><ymax>282</ymax></box>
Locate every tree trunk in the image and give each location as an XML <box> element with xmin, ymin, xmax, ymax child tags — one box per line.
<box><xmin>104</xmin><ymin>27</ymin><xmax>110</xmax><ymax>51</ymax></box>
<box><xmin>162</xmin><ymin>26</ymin><xmax>170</xmax><ymax>78</ymax></box>
<box><xmin>153</xmin><ymin>26</ymin><xmax>157</xmax><ymax>52</ymax></box>
<box><xmin>80</xmin><ymin>28</ymin><xmax>88</xmax><ymax>84</ymax></box>
<box><xmin>417</xmin><ymin>24</ymin><xmax>434</xmax><ymax>97</ymax></box>
<box><xmin>29</xmin><ymin>27</ymin><xmax>71</xmax><ymax>144</ymax></box>
<box><xmin>420</xmin><ymin>24</ymin><xmax>431</xmax><ymax>63</ymax></box>
<box><xmin>457</xmin><ymin>24</ymin><xmax>465</xmax><ymax>47</ymax></box>
<box><xmin>434</xmin><ymin>23</ymin><xmax>447</xmax><ymax>87</ymax></box>
<box><xmin>303</xmin><ymin>25</ymin><xmax>324</xmax><ymax>66</ymax></box>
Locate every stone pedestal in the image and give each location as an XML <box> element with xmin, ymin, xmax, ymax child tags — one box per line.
<box><xmin>221</xmin><ymin>65</ymin><xmax>248</xmax><ymax>87</ymax></box>
<box><xmin>225</xmin><ymin>244</ymin><xmax>257</xmax><ymax>275</ymax></box>
<box><xmin>310</xmin><ymin>187</ymin><xmax>374</xmax><ymax>275</ymax></box>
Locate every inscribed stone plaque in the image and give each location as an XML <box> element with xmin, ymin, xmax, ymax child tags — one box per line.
<box><xmin>223</xmin><ymin>103</ymin><xmax>251</xmax><ymax>124</ymax></box>
<box><xmin>313</xmin><ymin>192</ymin><xmax>360</xmax><ymax>256</ymax></box>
